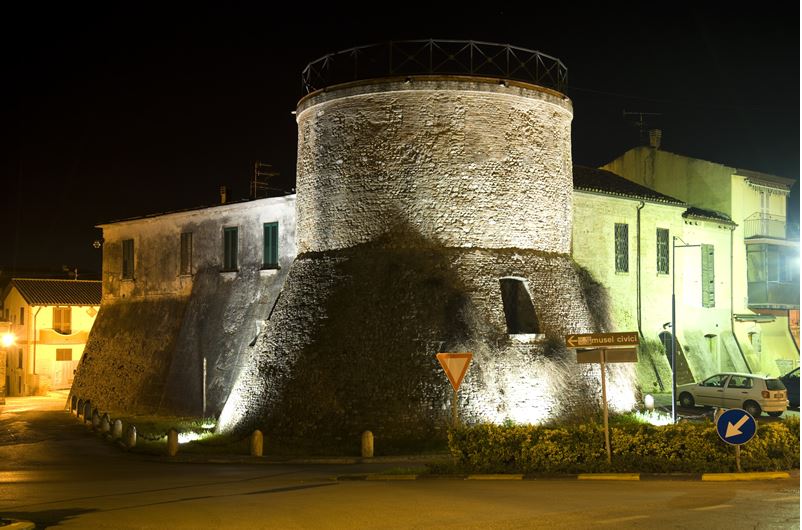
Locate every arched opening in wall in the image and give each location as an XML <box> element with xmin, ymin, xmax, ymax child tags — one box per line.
<box><xmin>499</xmin><ymin>277</ymin><xmax>540</xmax><ymax>337</ymax></box>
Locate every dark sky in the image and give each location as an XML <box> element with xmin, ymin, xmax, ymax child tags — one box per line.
<box><xmin>4</xmin><ymin>4</ymin><xmax>799</xmax><ymax>277</ymax></box>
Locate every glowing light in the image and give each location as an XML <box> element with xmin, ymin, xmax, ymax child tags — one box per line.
<box><xmin>634</xmin><ymin>409</ymin><xmax>673</xmax><ymax>426</ymax></box>
<box><xmin>644</xmin><ymin>394</ymin><xmax>655</xmax><ymax>410</ymax></box>
<box><xmin>178</xmin><ymin>431</ymin><xmax>204</xmax><ymax>444</ymax></box>
<box><xmin>1</xmin><ymin>333</ymin><xmax>15</xmax><ymax>347</ymax></box>
<box><xmin>201</xmin><ymin>422</ymin><xmax>216</xmax><ymax>429</ymax></box>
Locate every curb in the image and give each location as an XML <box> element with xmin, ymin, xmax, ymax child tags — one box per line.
<box><xmin>336</xmin><ymin>471</ymin><xmax>793</xmax><ymax>482</ymax></box>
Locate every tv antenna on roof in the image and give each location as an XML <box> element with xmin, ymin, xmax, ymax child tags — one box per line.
<box><xmin>251</xmin><ymin>162</ymin><xmax>279</xmax><ymax>200</ymax></box>
<box><xmin>623</xmin><ymin>110</ymin><xmax>662</xmax><ymax>146</ymax></box>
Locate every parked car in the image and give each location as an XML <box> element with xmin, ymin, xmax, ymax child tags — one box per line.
<box><xmin>780</xmin><ymin>367</ymin><xmax>800</xmax><ymax>408</ymax></box>
<box><xmin>676</xmin><ymin>372</ymin><xmax>788</xmax><ymax>417</ymax></box>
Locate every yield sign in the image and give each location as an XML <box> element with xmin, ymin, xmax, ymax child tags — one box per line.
<box><xmin>436</xmin><ymin>353</ymin><xmax>472</xmax><ymax>391</ymax></box>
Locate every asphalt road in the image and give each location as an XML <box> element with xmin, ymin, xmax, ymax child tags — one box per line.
<box><xmin>1</xmin><ymin>394</ymin><xmax>799</xmax><ymax>529</ymax></box>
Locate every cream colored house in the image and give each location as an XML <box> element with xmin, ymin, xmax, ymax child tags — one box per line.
<box><xmin>602</xmin><ymin>146</ymin><xmax>799</xmax><ymax>377</ymax></box>
<box><xmin>572</xmin><ymin>166</ymin><xmax>744</xmax><ymax>392</ymax></box>
<box><xmin>1</xmin><ymin>279</ymin><xmax>101</xmax><ymax>396</ymax></box>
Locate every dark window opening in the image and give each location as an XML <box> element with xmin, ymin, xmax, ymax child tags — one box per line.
<box><xmin>180</xmin><ymin>232</ymin><xmax>193</xmax><ymax>275</ymax></box>
<box><xmin>656</xmin><ymin>228</ymin><xmax>669</xmax><ymax>274</ymax></box>
<box><xmin>499</xmin><ymin>278</ymin><xmax>539</xmax><ymax>334</ymax></box>
<box><xmin>122</xmin><ymin>239</ymin><xmax>134</xmax><ymax>280</ymax></box>
<box><xmin>263</xmin><ymin>222</ymin><xmax>279</xmax><ymax>268</ymax></box>
<box><xmin>223</xmin><ymin>227</ymin><xmax>238</xmax><ymax>271</ymax></box>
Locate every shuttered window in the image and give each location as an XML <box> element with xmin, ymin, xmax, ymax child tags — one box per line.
<box><xmin>223</xmin><ymin>227</ymin><xmax>238</xmax><ymax>271</ymax></box>
<box><xmin>56</xmin><ymin>348</ymin><xmax>72</xmax><ymax>361</ymax></box>
<box><xmin>615</xmin><ymin>223</ymin><xmax>629</xmax><ymax>273</ymax></box>
<box><xmin>180</xmin><ymin>232</ymin><xmax>193</xmax><ymax>275</ymax></box>
<box><xmin>701</xmin><ymin>244</ymin><xmax>715</xmax><ymax>308</ymax></box>
<box><xmin>656</xmin><ymin>228</ymin><xmax>669</xmax><ymax>274</ymax></box>
<box><xmin>53</xmin><ymin>307</ymin><xmax>72</xmax><ymax>334</ymax></box>
<box><xmin>263</xmin><ymin>222</ymin><xmax>279</xmax><ymax>268</ymax></box>
<box><xmin>122</xmin><ymin>239</ymin><xmax>134</xmax><ymax>279</ymax></box>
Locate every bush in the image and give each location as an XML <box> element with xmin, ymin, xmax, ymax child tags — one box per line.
<box><xmin>448</xmin><ymin>418</ymin><xmax>799</xmax><ymax>473</ymax></box>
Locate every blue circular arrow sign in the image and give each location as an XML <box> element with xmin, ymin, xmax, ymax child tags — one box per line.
<box><xmin>716</xmin><ymin>408</ymin><xmax>756</xmax><ymax>445</ymax></box>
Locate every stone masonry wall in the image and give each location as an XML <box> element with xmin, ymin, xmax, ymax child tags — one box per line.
<box><xmin>295</xmin><ymin>78</ymin><xmax>574</xmax><ymax>254</ymax></box>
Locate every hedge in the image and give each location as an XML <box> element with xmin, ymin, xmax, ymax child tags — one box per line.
<box><xmin>448</xmin><ymin>416</ymin><xmax>799</xmax><ymax>473</ymax></box>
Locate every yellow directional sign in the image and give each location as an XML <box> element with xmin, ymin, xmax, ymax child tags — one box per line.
<box><xmin>565</xmin><ymin>332</ymin><xmax>639</xmax><ymax>349</ymax></box>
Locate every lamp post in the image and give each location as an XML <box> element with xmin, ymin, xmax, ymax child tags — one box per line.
<box><xmin>671</xmin><ymin>236</ymin><xmax>700</xmax><ymax>423</ymax></box>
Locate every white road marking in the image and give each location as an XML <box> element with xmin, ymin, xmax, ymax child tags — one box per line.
<box><xmin>763</xmin><ymin>496</ymin><xmax>799</xmax><ymax>502</ymax></box>
<box><xmin>596</xmin><ymin>515</ymin><xmax>649</xmax><ymax>524</ymax></box>
<box><xmin>692</xmin><ymin>504</ymin><xmax>733</xmax><ymax>511</ymax></box>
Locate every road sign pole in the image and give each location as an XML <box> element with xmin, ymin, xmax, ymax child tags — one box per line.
<box><xmin>600</xmin><ymin>350</ymin><xmax>611</xmax><ymax>465</ymax></box>
<box><xmin>735</xmin><ymin>444</ymin><xmax>741</xmax><ymax>473</ymax></box>
<box><xmin>452</xmin><ymin>389</ymin><xmax>459</xmax><ymax>429</ymax></box>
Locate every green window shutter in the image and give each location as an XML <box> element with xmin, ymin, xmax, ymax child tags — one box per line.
<box><xmin>615</xmin><ymin>223</ymin><xmax>629</xmax><ymax>273</ymax></box>
<box><xmin>701</xmin><ymin>244</ymin><xmax>715</xmax><ymax>308</ymax></box>
<box><xmin>263</xmin><ymin>222</ymin><xmax>279</xmax><ymax>268</ymax></box>
<box><xmin>122</xmin><ymin>239</ymin><xmax>134</xmax><ymax>279</ymax></box>
<box><xmin>223</xmin><ymin>227</ymin><xmax>238</xmax><ymax>271</ymax></box>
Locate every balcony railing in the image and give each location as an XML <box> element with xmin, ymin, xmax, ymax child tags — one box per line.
<box><xmin>744</xmin><ymin>212</ymin><xmax>787</xmax><ymax>239</ymax></box>
<box><xmin>301</xmin><ymin>39</ymin><xmax>567</xmax><ymax>94</ymax></box>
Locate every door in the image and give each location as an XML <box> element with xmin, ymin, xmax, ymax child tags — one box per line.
<box><xmin>695</xmin><ymin>374</ymin><xmax>730</xmax><ymax>407</ymax></box>
<box><xmin>722</xmin><ymin>374</ymin><xmax>753</xmax><ymax>409</ymax></box>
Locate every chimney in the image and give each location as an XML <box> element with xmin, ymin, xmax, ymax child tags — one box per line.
<box><xmin>219</xmin><ymin>185</ymin><xmax>228</xmax><ymax>204</ymax></box>
<box><xmin>648</xmin><ymin>129</ymin><xmax>662</xmax><ymax>149</ymax></box>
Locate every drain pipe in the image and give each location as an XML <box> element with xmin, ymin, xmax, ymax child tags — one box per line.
<box><xmin>636</xmin><ymin>201</ymin><xmax>645</xmax><ymax>339</ymax></box>
<box><xmin>729</xmin><ymin>225</ymin><xmax>751</xmax><ymax>373</ymax></box>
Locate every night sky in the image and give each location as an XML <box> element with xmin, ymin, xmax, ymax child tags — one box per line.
<box><xmin>4</xmin><ymin>5</ymin><xmax>799</xmax><ymax>277</ymax></box>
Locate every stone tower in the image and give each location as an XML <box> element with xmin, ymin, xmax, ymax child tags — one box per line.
<box><xmin>218</xmin><ymin>41</ymin><xmax>636</xmax><ymax>451</ymax></box>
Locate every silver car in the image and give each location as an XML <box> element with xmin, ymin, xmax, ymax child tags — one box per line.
<box><xmin>677</xmin><ymin>372</ymin><xmax>788</xmax><ymax>417</ymax></box>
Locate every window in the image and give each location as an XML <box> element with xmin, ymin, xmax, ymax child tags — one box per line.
<box><xmin>56</xmin><ymin>348</ymin><xmax>72</xmax><ymax>361</ymax></box>
<box><xmin>19</xmin><ymin>307</ymin><xmax>24</xmax><ymax>326</ymax></box>
<box><xmin>614</xmin><ymin>223</ymin><xmax>629</xmax><ymax>273</ymax></box>
<box><xmin>700</xmin><ymin>374</ymin><xmax>729</xmax><ymax>388</ymax></box>
<box><xmin>53</xmin><ymin>307</ymin><xmax>72</xmax><ymax>334</ymax></box>
<box><xmin>701</xmin><ymin>244</ymin><xmax>715</xmax><ymax>308</ymax></box>
<box><xmin>122</xmin><ymin>239</ymin><xmax>134</xmax><ymax>280</ymax></box>
<box><xmin>223</xmin><ymin>227</ymin><xmax>238</xmax><ymax>271</ymax></box>
<box><xmin>18</xmin><ymin>350</ymin><xmax>23</xmax><ymax>369</ymax></box>
<box><xmin>263</xmin><ymin>222</ymin><xmax>279</xmax><ymax>268</ymax></box>
<box><xmin>180</xmin><ymin>232</ymin><xmax>193</xmax><ymax>275</ymax></box>
<box><xmin>499</xmin><ymin>278</ymin><xmax>539</xmax><ymax>334</ymax></box>
<box><xmin>727</xmin><ymin>375</ymin><xmax>752</xmax><ymax>389</ymax></box>
<box><xmin>656</xmin><ymin>228</ymin><xmax>669</xmax><ymax>274</ymax></box>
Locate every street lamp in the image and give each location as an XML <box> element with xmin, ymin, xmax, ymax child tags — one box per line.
<box><xmin>671</xmin><ymin>236</ymin><xmax>700</xmax><ymax>423</ymax></box>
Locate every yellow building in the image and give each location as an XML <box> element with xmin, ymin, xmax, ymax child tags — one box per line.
<box><xmin>602</xmin><ymin>146</ymin><xmax>799</xmax><ymax>377</ymax></box>
<box><xmin>1</xmin><ymin>279</ymin><xmax>101</xmax><ymax>396</ymax></box>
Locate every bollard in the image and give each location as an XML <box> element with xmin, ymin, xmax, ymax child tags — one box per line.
<box><xmin>250</xmin><ymin>430</ymin><xmax>263</xmax><ymax>457</ymax></box>
<box><xmin>644</xmin><ymin>394</ymin><xmax>655</xmax><ymax>411</ymax></box>
<box><xmin>112</xmin><ymin>419</ymin><xmax>123</xmax><ymax>440</ymax></box>
<box><xmin>100</xmin><ymin>413</ymin><xmax>111</xmax><ymax>434</ymax></box>
<box><xmin>76</xmin><ymin>399</ymin><xmax>84</xmax><ymax>418</ymax></box>
<box><xmin>91</xmin><ymin>409</ymin><xmax>101</xmax><ymax>430</ymax></box>
<box><xmin>167</xmin><ymin>428</ymin><xmax>179</xmax><ymax>457</ymax></box>
<box><xmin>83</xmin><ymin>402</ymin><xmax>92</xmax><ymax>424</ymax></box>
<box><xmin>361</xmin><ymin>430</ymin><xmax>374</xmax><ymax>458</ymax></box>
<box><xmin>124</xmin><ymin>424</ymin><xmax>137</xmax><ymax>448</ymax></box>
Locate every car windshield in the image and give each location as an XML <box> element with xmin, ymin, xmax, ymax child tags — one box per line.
<box><xmin>765</xmin><ymin>379</ymin><xmax>786</xmax><ymax>391</ymax></box>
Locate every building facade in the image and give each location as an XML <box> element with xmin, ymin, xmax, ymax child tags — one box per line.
<box><xmin>1</xmin><ymin>279</ymin><xmax>101</xmax><ymax>396</ymax></box>
<box><xmin>602</xmin><ymin>146</ymin><xmax>799</xmax><ymax>377</ymax></box>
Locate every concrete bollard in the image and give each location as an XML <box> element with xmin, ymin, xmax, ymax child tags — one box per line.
<box><xmin>76</xmin><ymin>399</ymin><xmax>84</xmax><ymax>418</ymax></box>
<box><xmin>83</xmin><ymin>402</ymin><xmax>92</xmax><ymax>424</ymax></box>
<box><xmin>112</xmin><ymin>419</ymin><xmax>123</xmax><ymax>440</ymax></box>
<box><xmin>361</xmin><ymin>430</ymin><xmax>374</xmax><ymax>458</ymax></box>
<box><xmin>250</xmin><ymin>430</ymin><xmax>263</xmax><ymax>457</ymax></box>
<box><xmin>91</xmin><ymin>409</ymin><xmax>101</xmax><ymax>430</ymax></box>
<box><xmin>167</xmin><ymin>428</ymin><xmax>179</xmax><ymax>457</ymax></box>
<box><xmin>124</xmin><ymin>424</ymin><xmax>137</xmax><ymax>448</ymax></box>
<box><xmin>100</xmin><ymin>413</ymin><xmax>111</xmax><ymax>434</ymax></box>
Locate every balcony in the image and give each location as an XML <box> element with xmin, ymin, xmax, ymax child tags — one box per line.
<box><xmin>747</xmin><ymin>243</ymin><xmax>800</xmax><ymax>309</ymax></box>
<box><xmin>39</xmin><ymin>328</ymin><xmax>89</xmax><ymax>345</ymax></box>
<box><xmin>743</xmin><ymin>212</ymin><xmax>787</xmax><ymax>239</ymax></box>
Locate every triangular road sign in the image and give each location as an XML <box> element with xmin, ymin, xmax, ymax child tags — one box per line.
<box><xmin>436</xmin><ymin>353</ymin><xmax>472</xmax><ymax>391</ymax></box>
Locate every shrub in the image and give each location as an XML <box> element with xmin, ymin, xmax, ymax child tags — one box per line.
<box><xmin>447</xmin><ymin>419</ymin><xmax>800</xmax><ymax>473</ymax></box>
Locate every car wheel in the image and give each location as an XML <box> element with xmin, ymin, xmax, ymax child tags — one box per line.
<box><xmin>679</xmin><ymin>393</ymin><xmax>695</xmax><ymax>408</ymax></box>
<box><xmin>743</xmin><ymin>401</ymin><xmax>761</xmax><ymax>417</ymax></box>
<box><xmin>767</xmin><ymin>411</ymin><xmax>783</xmax><ymax>417</ymax></box>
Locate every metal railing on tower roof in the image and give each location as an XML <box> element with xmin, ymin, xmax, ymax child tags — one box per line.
<box><xmin>301</xmin><ymin>39</ymin><xmax>567</xmax><ymax>94</ymax></box>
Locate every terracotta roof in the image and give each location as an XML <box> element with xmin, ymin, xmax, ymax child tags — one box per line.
<box><xmin>573</xmin><ymin>165</ymin><xmax>685</xmax><ymax>205</ymax></box>
<box><xmin>9</xmin><ymin>279</ymin><xmax>101</xmax><ymax>306</ymax></box>
<box><xmin>682</xmin><ymin>207</ymin><xmax>736</xmax><ymax>225</ymax></box>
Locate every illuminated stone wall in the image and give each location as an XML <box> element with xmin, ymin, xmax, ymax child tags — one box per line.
<box><xmin>295</xmin><ymin>78</ymin><xmax>574</xmax><ymax>254</ymax></box>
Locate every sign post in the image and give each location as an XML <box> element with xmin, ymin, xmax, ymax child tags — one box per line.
<box><xmin>436</xmin><ymin>353</ymin><xmax>472</xmax><ymax>428</ymax></box>
<box><xmin>566</xmin><ymin>332</ymin><xmax>640</xmax><ymax>465</ymax></box>
<box><xmin>715</xmin><ymin>408</ymin><xmax>756</xmax><ymax>472</ymax></box>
